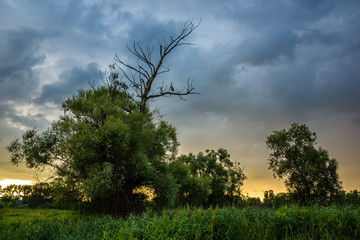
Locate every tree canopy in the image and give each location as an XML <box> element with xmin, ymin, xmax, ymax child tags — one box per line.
<box><xmin>171</xmin><ymin>149</ymin><xmax>246</xmax><ymax>207</ymax></box>
<box><xmin>266</xmin><ymin>123</ymin><xmax>342</xmax><ymax>204</ymax></box>
<box><xmin>7</xmin><ymin>86</ymin><xmax>179</xmax><ymax>215</ymax></box>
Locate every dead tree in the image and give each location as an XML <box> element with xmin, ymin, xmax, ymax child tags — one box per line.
<box><xmin>109</xmin><ymin>20</ymin><xmax>200</xmax><ymax>113</ymax></box>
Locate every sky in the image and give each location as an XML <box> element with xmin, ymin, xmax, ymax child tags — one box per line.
<box><xmin>0</xmin><ymin>0</ymin><xmax>359</xmax><ymax>198</ymax></box>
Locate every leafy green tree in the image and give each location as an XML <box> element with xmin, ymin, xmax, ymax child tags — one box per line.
<box><xmin>169</xmin><ymin>160</ymin><xmax>211</xmax><ymax>207</ymax></box>
<box><xmin>7</xmin><ymin>86</ymin><xmax>179</xmax><ymax>216</ymax></box>
<box><xmin>20</xmin><ymin>185</ymin><xmax>33</xmax><ymax>205</ymax></box>
<box><xmin>266</xmin><ymin>123</ymin><xmax>342</xmax><ymax>204</ymax></box>
<box><xmin>49</xmin><ymin>178</ymin><xmax>82</xmax><ymax>209</ymax></box>
<box><xmin>0</xmin><ymin>184</ymin><xmax>22</xmax><ymax>203</ymax></box>
<box><xmin>7</xmin><ymin>21</ymin><xmax>201</xmax><ymax>215</ymax></box>
<box><xmin>0</xmin><ymin>182</ymin><xmax>81</xmax><ymax>209</ymax></box>
<box><xmin>273</xmin><ymin>192</ymin><xmax>295</xmax><ymax>207</ymax></box>
<box><xmin>171</xmin><ymin>148</ymin><xmax>246</xmax><ymax>207</ymax></box>
<box><xmin>346</xmin><ymin>190</ymin><xmax>360</xmax><ymax>205</ymax></box>
<box><xmin>245</xmin><ymin>197</ymin><xmax>262</xmax><ymax>207</ymax></box>
<box><xmin>263</xmin><ymin>190</ymin><xmax>276</xmax><ymax>208</ymax></box>
<box><xmin>25</xmin><ymin>182</ymin><xmax>53</xmax><ymax>208</ymax></box>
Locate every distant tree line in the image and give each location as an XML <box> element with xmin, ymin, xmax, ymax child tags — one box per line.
<box><xmin>0</xmin><ymin>180</ymin><xmax>80</xmax><ymax>209</ymax></box>
<box><xmin>1</xmin><ymin>183</ymin><xmax>360</xmax><ymax>210</ymax></box>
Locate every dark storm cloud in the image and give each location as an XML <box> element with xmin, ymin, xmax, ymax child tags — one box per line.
<box><xmin>0</xmin><ymin>26</ymin><xmax>51</xmax><ymax>143</ymax></box>
<box><xmin>154</xmin><ymin>45</ymin><xmax>250</xmax><ymax>116</ymax></box>
<box><xmin>0</xmin><ymin>26</ymin><xmax>50</xmax><ymax>142</ymax></box>
<box><xmin>232</xmin><ymin>28</ymin><xmax>298</xmax><ymax>66</ymax></box>
<box><xmin>0</xmin><ymin>28</ymin><xmax>45</xmax><ymax>101</ymax></box>
<box><xmin>0</xmin><ymin>28</ymin><xmax>44</xmax><ymax>76</ymax></box>
<box><xmin>172</xmin><ymin>0</ymin><xmax>360</xmax><ymax>127</ymax></box>
<box><xmin>261</xmin><ymin>60</ymin><xmax>360</xmax><ymax>116</ymax></box>
<box><xmin>234</xmin><ymin>0</ymin><xmax>334</xmax><ymax>28</ymax></box>
<box><xmin>251</xmin><ymin>1</ymin><xmax>360</xmax><ymax>122</ymax></box>
<box><xmin>35</xmin><ymin>62</ymin><xmax>101</xmax><ymax>105</ymax></box>
<box><xmin>1</xmin><ymin>0</ymin><xmax>132</xmax><ymax>59</ymax></box>
<box><xmin>163</xmin><ymin>23</ymin><xmax>360</xmax><ymax>128</ymax></box>
<box><xmin>126</xmin><ymin>17</ymin><xmax>183</xmax><ymax>45</ymax></box>
<box><xmin>49</xmin><ymin>0</ymin><xmax>122</xmax><ymax>49</ymax></box>
<box><xmin>12</xmin><ymin>0</ymin><xmax>113</xmax><ymax>36</ymax></box>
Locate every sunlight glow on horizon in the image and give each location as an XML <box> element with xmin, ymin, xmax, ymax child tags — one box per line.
<box><xmin>0</xmin><ymin>179</ymin><xmax>34</xmax><ymax>188</ymax></box>
<box><xmin>0</xmin><ymin>178</ymin><xmax>274</xmax><ymax>199</ymax></box>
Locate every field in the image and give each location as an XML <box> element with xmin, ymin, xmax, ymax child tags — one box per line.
<box><xmin>1</xmin><ymin>206</ymin><xmax>359</xmax><ymax>240</ymax></box>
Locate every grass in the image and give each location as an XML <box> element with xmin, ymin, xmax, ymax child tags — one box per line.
<box><xmin>0</xmin><ymin>208</ymin><xmax>79</xmax><ymax>225</ymax></box>
<box><xmin>0</xmin><ymin>205</ymin><xmax>359</xmax><ymax>239</ymax></box>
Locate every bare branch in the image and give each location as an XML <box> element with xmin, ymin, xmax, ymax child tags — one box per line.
<box><xmin>147</xmin><ymin>79</ymin><xmax>200</xmax><ymax>100</ymax></box>
<box><xmin>112</xmin><ymin>19</ymin><xmax>201</xmax><ymax>112</ymax></box>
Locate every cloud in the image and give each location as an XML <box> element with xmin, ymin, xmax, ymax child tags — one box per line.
<box><xmin>0</xmin><ymin>27</ymin><xmax>49</xmax><ymax>142</ymax></box>
<box><xmin>0</xmin><ymin>28</ymin><xmax>45</xmax><ymax>102</ymax></box>
<box><xmin>126</xmin><ymin>17</ymin><xmax>184</xmax><ymax>45</ymax></box>
<box><xmin>233</xmin><ymin>28</ymin><xmax>299</xmax><ymax>66</ymax></box>
<box><xmin>35</xmin><ymin>62</ymin><xmax>101</xmax><ymax>105</ymax></box>
<box><xmin>0</xmin><ymin>104</ymin><xmax>49</xmax><ymax>143</ymax></box>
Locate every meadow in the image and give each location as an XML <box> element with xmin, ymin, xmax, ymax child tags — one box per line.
<box><xmin>1</xmin><ymin>206</ymin><xmax>359</xmax><ymax>240</ymax></box>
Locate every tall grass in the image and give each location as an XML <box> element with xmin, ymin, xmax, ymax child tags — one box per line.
<box><xmin>1</xmin><ymin>206</ymin><xmax>359</xmax><ymax>239</ymax></box>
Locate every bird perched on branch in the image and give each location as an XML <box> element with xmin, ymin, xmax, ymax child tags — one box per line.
<box><xmin>170</xmin><ymin>82</ymin><xmax>174</xmax><ymax>92</ymax></box>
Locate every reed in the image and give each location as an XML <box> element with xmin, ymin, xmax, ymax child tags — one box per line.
<box><xmin>1</xmin><ymin>206</ymin><xmax>359</xmax><ymax>239</ymax></box>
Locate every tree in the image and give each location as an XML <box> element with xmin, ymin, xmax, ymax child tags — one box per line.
<box><xmin>169</xmin><ymin>160</ymin><xmax>212</xmax><ymax>207</ymax></box>
<box><xmin>245</xmin><ymin>197</ymin><xmax>262</xmax><ymax>207</ymax></box>
<box><xmin>25</xmin><ymin>182</ymin><xmax>53</xmax><ymax>208</ymax></box>
<box><xmin>263</xmin><ymin>190</ymin><xmax>275</xmax><ymax>208</ymax></box>
<box><xmin>104</xmin><ymin>20</ymin><xmax>200</xmax><ymax>113</ymax></box>
<box><xmin>265</xmin><ymin>123</ymin><xmax>342</xmax><ymax>204</ymax></box>
<box><xmin>48</xmin><ymin>178</ymin><xmax>81</xmax><ymax>209</ymax></box>
<box><xmin>7</xmin><ymin>86</ymin><xmax>179</xmax><ymax>216</ymax></box>
<box><xmin>273</xmin><ymin>192</ymin><xmax>295</xmax><ymax>207</ymax></box>
<box><xmin>170</xmin><ymin>148</ymin><xmax>246</xmax><ymax>207</ymax></box>
<box><xmin>0</xmin><ymin>184</ymin><xmax>22</xmax><ymax>203</ymax></box>
<box><xmin>346</xmin><ymin>190</ymin><xmax>360</xmax><ymax>205</ymax></box>
<box><xmin>7</xmin><ymin>21</ymin><xmax>200</xmax><ymax>216</ymax></box>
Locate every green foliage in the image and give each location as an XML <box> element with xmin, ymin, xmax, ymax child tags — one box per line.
<box><xmin>263</xmin><ymin>190</ymin><xmax>276</xmax><ymax>208</ymax></box>
<box><xmin>263</xmin><ymin>191</ymin><xmax>299</xmax><ymax>208</ymax></box>
<box><xmin>0</xmin><ymin>182</ymin><xmax>81</xmax><ymax>210</ymax></box>
<box><xmin>332</xmin><ymin>189</ymin><xmax>360</xmax><ymax>206</ymax></box>
<box><xmin>1</xmin><ymin>207</ymin><xmax>359</xmax><ymax>239</ymax></box>
<box><xmin>0</xmin><ymin>185</ymin><xmax>22</xmax><ymax>203</ymax></box>
<box><xmin>7</xmin><ymin>86</ymin><xmax>179</xmax><ymax>216</ymax></box>
<box><xmin>345</xmin><ymin>190</ymin><xmax>360</xmax><ymax>205</ymax></box>
<box><xmin>49</xmin><ymin>178</ymin><xmax>82</xmax><ymax>209</ymax></box>
<box><xmin>5</xmin><ymin>86</ymin><xmax>246</xmax><ymax>214</ymax></box>
<box><xmin>245</xmin><ymin>197</ymin><xmax>262</xmax><ymax>207</ymax></box>
<box><xmin>171</xmin><ymin>149</ymin><xmax>246</xmax><ymax>207</ymax></box>
<box><xmin>266</xmin><ymin>123</ymin><xmax>342</xmax><ymax>204</ymax></box>
<box><xmin>24</xmin><ymin>183</ymin><xmax>52</xmax><ymax>208</ymax></box>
